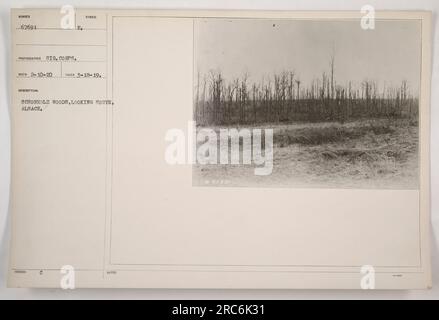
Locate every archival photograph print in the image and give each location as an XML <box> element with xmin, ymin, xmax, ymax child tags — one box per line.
<box><xmin>192</xmin><ymin>18</ymin><xmax>421</xmax><ymax>189</ymax></box>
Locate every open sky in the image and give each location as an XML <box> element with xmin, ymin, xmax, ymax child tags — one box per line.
<box><xmin>195</xmin><ymin>18</ymin><xmax>421</xmax><ymax>94</ymax></box>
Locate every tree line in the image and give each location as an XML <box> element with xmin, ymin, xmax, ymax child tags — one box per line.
<box><xmin>194</xmin><ymin>68</ymin><xmax>418</xmax><ymax>126</ymax></box>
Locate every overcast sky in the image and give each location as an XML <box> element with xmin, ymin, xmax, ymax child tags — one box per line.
<box><xmin>195</xmin><ymin>18</ymin><xmax>421</xmax><ymax>94</ymax></box>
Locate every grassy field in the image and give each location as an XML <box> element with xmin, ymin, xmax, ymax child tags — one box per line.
<box><xmin>193</xmin><ymin>119</ymin><xmax>419</xmax><ymax>189</ymax></box>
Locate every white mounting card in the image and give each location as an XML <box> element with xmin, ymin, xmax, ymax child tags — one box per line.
<box><xmin>8</xmin><ymin>8</ymin><xmax>432</xmax><ymax>289</ymax></box>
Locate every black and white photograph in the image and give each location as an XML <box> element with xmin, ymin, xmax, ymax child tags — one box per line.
<box><xmin>1</xmin><ymin>4</ymin><xmax>437</xmax><ymax>299</ymax></box>
<box><xmin>193</xmin><ymin>19</ymin><xmax>421</xmax><ymax>189</ymax></box>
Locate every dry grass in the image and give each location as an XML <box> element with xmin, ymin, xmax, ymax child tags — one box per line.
<box><xmin>274</xmin><ymin>121</ymin><xmax>396</xmax><ymax>147</ymax></box>
<box><xmin>193</xmin><ymin>119</ymin><xmax>419</xmax><ymax>189</ymax></box>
